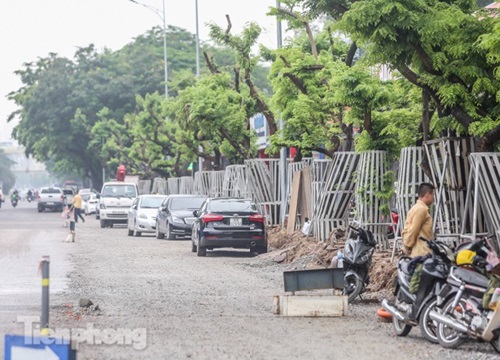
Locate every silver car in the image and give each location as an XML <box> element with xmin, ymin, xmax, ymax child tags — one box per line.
<box><xmin>127</xmin><ymin>195</ymin><xmax>168</xmax><ymax>237</ymax></box>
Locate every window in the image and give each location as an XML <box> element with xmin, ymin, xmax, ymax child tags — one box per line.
<box><xmin>208</xmin><ymin>199</ymin><xmax>255</xmax><ymax>212</ymax></box>
<box><xmin>140</xmin><ymin>197</ymin><xmax>165</xmax><ymax>209</ymax></box>
<box><xmin>102</xmin><ymin>185</ymin><xmax>137</xmax><ymax>198</ymax></box>
<box><xmin>169</xmin><ymin>197</ymin><xmax>206</xmax><ymax>210</ymax></box>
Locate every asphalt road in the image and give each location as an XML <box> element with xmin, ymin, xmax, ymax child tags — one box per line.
<box><xmin>0</xmin><ymin>200</ymin><xmax>497</xmax><ymax>359</ymax></box>
<box><xmin>0</xmin><ymin>200</ymin><xmax>72</xmax><ymax>353</ymax></box>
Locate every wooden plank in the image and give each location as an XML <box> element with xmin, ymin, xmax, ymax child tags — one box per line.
<box><xmin>273</xmin><ymin>295</ymin><xmax>348</xmax><ymax>317</ymax></box>
<box><xmin>300</xmin><ymin>166</ymin><xmax>313</xmax><ymax>225</ymax></box>
<box><xmin>287</xmin><ymin>170</ymin><xmax>302</xmax><ymax>234</ymax></box>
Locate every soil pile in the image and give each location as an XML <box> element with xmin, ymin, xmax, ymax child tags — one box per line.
<box><xmin>267</xmin><ymin>226</ymin><xmax>397</xmax><ymax>295</ymax></box>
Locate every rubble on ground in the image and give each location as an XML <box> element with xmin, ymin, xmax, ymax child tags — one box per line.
<box><xmin>266</xmin><ymin>226</ymin><xmax>397</xmax><ymax>297</ymax></box>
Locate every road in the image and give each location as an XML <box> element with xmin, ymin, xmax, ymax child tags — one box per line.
<box><xmin>0</xmin><ymin>201</ymin><xmax>496</xmax><ymax>359</ymax></box>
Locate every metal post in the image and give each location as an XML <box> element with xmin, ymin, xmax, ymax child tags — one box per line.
<box><xmin>195</xmin><ymin>0</ymin><xmax>201</xmax><ymax>77</ymax></box>
<box><xmin>195</xmin><ymin>0</ymin><xmax>204</xmax><ymax>171</ymax></box>
<box><xmin>40</xmin><ymin>256</ymin><xmax>50</xmax><ymax>336</ymax></box>
<box><xmin>129</xmin><ymin>0</ymin><xmax>168</xmax><ymax>99</ymax></box>
<box><xmin>277</xmin><ymin>1</ymin><xmax>287</xmax><ymax>224</ymax></box>
<box><xmin>102</xmin><ymin>138</ymin><xmax>105</xmax><ymax>186</ymax></box>
<box><xmin>162</xmin><ymin>0</ymin><xmax>169</xmax><ymax>98</ymax></box>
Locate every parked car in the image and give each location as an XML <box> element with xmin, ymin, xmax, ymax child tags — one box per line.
<box><xmin>156</xmin><ymin>195</ymin><xmax>207</xmax><ymax>240</ymax></box>
<box><xmin>191</xmin><ymin>197</ymin><xmax>268</xmax><ymax>257</ymax></box>
<box><xmin>37</xmin><ymin>187</ymin><xmax>65</xmax><ymax>212</ymax></box>
<box><xmin>83</xmin><ymin>193</ymin><xmax>99</xmax><ymax>215</ymax></box>
<box><xmin>98</xmin><ymin>181</ymin><xmax>139</xmax><ymax>228</ymax></box>
<box><xmin>62</xmin><ymin>188</ymin><xmax>75</xmax><ymax>205</ymax></box>
<box><xmin>127</xmin><ymin>195</ymin><xmax>168</xmax><ymax>237</ymax></box>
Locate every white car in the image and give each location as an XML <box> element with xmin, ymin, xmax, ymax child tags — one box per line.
<box><xmin>127</xmin><ymin>195</ymin><xmax>168</xmax><ymax>237</ymax></box>
<box><xmin>83</xmin><ymin>193</ymin><xmax>99</xmax><ymax>215</ymax></box>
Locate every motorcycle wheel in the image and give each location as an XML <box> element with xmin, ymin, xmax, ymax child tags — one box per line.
<box><xmin>437</xmin><ymin>297</ymin><xmax>468</xmax><ymax>349</ymax></box>
<box><xmin>343</xmin><ymin>273</ymin><xmax>363</xmax><ymax>303</ymax></box>
<box><xmin>393</xmin><ymin>288</ymin><xmax>412</xmax><ymax>336</ymax></box>
<box><xmin>419</xmin><ymin>298</ymin><xmax>439</xmax><ymax>343</ymax></box>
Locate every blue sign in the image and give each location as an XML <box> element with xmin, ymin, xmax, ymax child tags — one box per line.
<box><xmin>4</xmin><ymin>335</ymin><xmax>76</xmax><ymax>360</ymax></box>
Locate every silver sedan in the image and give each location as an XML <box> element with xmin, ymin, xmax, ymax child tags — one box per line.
<box><xmin>127</xmin><ymin>195</ymin><xmax>168</xmax><ymax>237</ymax></box>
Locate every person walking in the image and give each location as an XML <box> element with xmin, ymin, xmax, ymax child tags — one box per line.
<box><xmin>72</xmin><ymin>192</ymin><xmax>85</xmax><ymax>223</ymax></box>
<box><xmin>402</xmin><ymin>182</ymin><xmax>435</xmax><ymax>257</ymax></box>
<box><xmin>401</xmin><ymin>182</ymin><xmax>435</xmax><ymax>322</ymax></box>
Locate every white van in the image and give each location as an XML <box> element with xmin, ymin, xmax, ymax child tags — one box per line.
<box><xmin>98</xmin><ymin>181</ymin><xmax>139</xmax><ymax>228</ymax></box>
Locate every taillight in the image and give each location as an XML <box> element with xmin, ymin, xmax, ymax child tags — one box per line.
<box><xmin>202</xmin><ymin>214</ymin><xmax>223</xmax><ymax>223</ymax></box>
<box><xmin>249</xmin><ymin>214</ymin><xmax>265</xmax><ymax>223</ymax></box>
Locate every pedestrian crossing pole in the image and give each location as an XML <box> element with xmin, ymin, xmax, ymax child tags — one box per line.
<box><xmin>40</xmin><ymin>255</ymin><xmax>50</xmax><ymax>336</ymax></box>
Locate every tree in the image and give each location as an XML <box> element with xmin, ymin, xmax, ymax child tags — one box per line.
<box><xmin>0</xmin><ymin>149</ymin><xmax>16</xmax><ymax>193</ymax></box>
<box><xmin>300</xmin><ymin>0</ymin><xmax>500</xmax><ymax>150</ymax></box>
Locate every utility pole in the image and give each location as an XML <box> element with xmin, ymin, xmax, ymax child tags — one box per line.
<box><xmin>277</xmin><ymin>1</ymin><xmax>287</xmax><ymax>224</ymax></box>
<box><xmin>129</xmin><ymin>0</ymin><xmax>169</xmax><ymax>98</ymax></box>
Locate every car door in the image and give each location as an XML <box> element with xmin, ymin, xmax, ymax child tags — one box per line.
<box><xmin>157</xmin><ymin>197</ymin><xmax>169</xmax><ymax>233</ymax></box>
<box><xmin>192</xmin><ymin>200</ymin><xmax>208</xmax><ymax>245</ymax></box>
<box><xmin>128</xmin><ymin>198</ymin><xmax>139</xmax><ymax>228</ymax></box>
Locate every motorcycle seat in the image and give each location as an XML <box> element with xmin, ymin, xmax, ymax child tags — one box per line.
<box><xmin>398</xmin><ymin>258</ymin><xmax>412</xmax><ymax>276</ymax></box>
<box><xmin>454</xmin><ymin>267</ymin><xmax>489</xmax><ymax>289</ymax></box>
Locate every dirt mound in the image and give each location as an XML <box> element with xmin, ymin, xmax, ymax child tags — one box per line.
<box><xmin>267</xmin><ymin>226</ymin><xmax>397</xmax><ymax>294</ymax></box>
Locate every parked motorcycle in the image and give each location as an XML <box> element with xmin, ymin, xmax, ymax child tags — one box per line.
<box><xmin>429</xmin><ymin>238</ymin><xmax>500</xmax><ymax>352</ymax></box>
<box><xmin>342</xmin><ymin>225</ymin><xmax>377</xmax><ymax>302</ymax></box>
<box><xmin>382</xmin><ymin>240</ymin><xmax>455</xmax><ymax>343</ymax></box>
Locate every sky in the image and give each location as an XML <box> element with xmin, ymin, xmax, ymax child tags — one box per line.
<box><xmin>0</xmin><ymin>0</ymin><xmax>282</xmax><ymax>142</ymax></box>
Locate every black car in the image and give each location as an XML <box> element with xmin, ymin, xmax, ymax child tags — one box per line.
<box><xmin>156</xmin><ymin>194</ymin><xmax>207</xmax><ymax>240</ymax></box>
<box><xmin>191</xmin><ymin>197</ymin><xmax>268</xmax><ymax>257</ymax></box>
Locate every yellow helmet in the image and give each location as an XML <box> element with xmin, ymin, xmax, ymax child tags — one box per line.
<box><xmin>456</xmin><ymin>249</ymin><xmax>476</xmax><ymax>266</ymax></box>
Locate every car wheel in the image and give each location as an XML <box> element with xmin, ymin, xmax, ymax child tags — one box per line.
<box><xmin>133</xmin><ymin>223</ymin><xmax>141</xmax><ymax>237</ymax></box>
<box><xmin>38</xmin><ymin>206</ymin><xmax>43</xmax><ymax>213</ymax></box>
<box><xmin>127</xmin><ymin>223</ymin><xmax>133</xmax><ymax>236</ymax></box>
<box><xmin>197</xmin><ymin>244</ymin><xmax>206</xmax><ymax>257</ymax></box>
<box><xmin>191</xmin><ymin>241</ymin><xmax>197</xmax><ymax>253</ymax></box>
<box><xmin>100</xmin><ymin>220</ymin><xmax>106</xmax><ymax>228</ymax></box>
<box><xmin>165</xmin><ymin>222</ymin><xmax>176</xmax><ymax>240</ymax></box>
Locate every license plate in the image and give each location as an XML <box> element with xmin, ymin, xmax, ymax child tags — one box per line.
<box><xmin>112</xmin><ymin>211</ymin><xmax>123</xmax><ymax>214</ymax></box>
<box><xmin>230</xmin><ymin>217</ymin><xmax>242</xmax><ymax>226</ymax></box>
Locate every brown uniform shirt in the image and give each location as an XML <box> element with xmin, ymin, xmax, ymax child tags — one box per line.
<box><xmin>402</xmin><ymin>200</ymin><xmax>434</xmax><ymax>257</ymax></box>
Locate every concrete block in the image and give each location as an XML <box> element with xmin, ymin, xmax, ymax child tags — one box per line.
<box><xmin>273</xmin><ymin>294</ymin><xmax>348</xmax><ymax>317</ymax></box>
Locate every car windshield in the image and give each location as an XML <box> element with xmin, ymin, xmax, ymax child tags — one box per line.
<box><xmin>81</xmin><ymin>194</ymin><xmax>91</xmax><ymax>201</ymax></box>
<box><xmin>140</xmin><ymin>197</ymin><xmax>165</xmax><ymax>209</ymax></box>
<box><xmin>209</xmin><ymin>200</ymin><xmax>255</xmax><ymax>212</ymax></box>
<box><xmin>170</xmin><ymin>197</ymin><xmax>206</xmax><ymax>210</ymax></box>
<box><xmin>102</xmin><ymin>185</ymin><xmax>137</xmax><ymax>198</ymax></box>
<box><xmin>63</xmin><ymin>190</ymin><xmax>73</xmax><ymax>195</ymax></box>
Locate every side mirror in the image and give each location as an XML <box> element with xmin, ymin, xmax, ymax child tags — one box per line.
<box><xmin>193</xmin><ymin>210</ymin><xmax>199</xmax><ymax>217</ymax></box>
<box><xmin>96</xmin><ymin>193</ymin><xmax>101</xmax><ymax>199</ymax></box>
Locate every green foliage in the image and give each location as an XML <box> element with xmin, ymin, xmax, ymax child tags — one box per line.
<box><xmin>0</xmin><ymin>149</ymin><xmax>16</xmax><ymax>192</ymax></box>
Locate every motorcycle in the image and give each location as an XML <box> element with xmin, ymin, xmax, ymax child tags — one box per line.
<box><xmin>11</xmin><ymin>197</ymin><xmax>18</xmax><ymax>208</ymax></box>
<box><xmin>342</xmin><ymin>225</ymin><xmax>377</xmax><ymax>302</ymax></box>
<box><xmin>429</xmin><ymin>238</ymin><xmax>500</xmax><ymax>351</ymax></box>
<box><xmin>382</xmin><ymin>240</ymin><xmax>455</xmax><ymax>343</ymax></box>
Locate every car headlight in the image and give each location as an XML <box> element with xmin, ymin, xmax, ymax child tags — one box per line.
<box><xmin>139</xmin><ymin>213</ymin><xmax>148</xmax><ymax>219</ymax></box>
<box><xmin>171</xmin><ymin>216</ymin><xmax>184</xmax><ymax>224</ymax></box>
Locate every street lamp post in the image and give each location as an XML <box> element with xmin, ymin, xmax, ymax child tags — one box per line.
<box><xmin>195</xmin><ymin>0</ymin><xmax>204</xmax><ymax>171</ymax></box>
<box><xmin>129</xmin><ymin>0</ymin><xmax>169</xmax><ymax>99</ymax></box>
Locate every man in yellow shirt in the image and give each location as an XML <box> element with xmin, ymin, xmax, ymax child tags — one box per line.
<box><xmin>72</xmin><ymin>192</ymin><xmax>85</xmax><ymax>223</ymax></box>
<box><xmin>401</xmin><ymin>182</ymin><xmax>435</xmax><ymax>322</ymax></box>
<box><xmin>402</xmin><ymin>183</ymin><xmax>435</xmax><ymax>257</ymax></box>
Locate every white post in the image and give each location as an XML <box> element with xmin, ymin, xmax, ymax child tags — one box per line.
<box><xmin>195</xmin><ymin>0</ymin><xmax>204</xmax><ymax>171</ymax></box>
<box><xmin>277</xmin><ymin>1</ymin><xmax>287</xmax><ymax>224</ymax></box>
<box><xmin>162</xmin><ymin>0</ymin><xmax>168</xmax><ymax>99</ymax></box>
